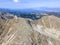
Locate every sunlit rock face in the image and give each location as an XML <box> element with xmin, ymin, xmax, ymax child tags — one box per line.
<box><xmin>0</xmin><ymin>17</ymin><xmax>33</xmax><ymax>45</ymax></box>
<box><xmin>0</xmin><ymin>13</ymin><xmax>60</xmax><ymax>45</ymax></box>
<box><xmin>0</xmin><ymin>14</ymin><xmax>39</xmax><ymax>45</ymax></box>
<box><xmin>31</xmin><ymin>15</ymin><xmax>60</xmax><ymax>45</ymax></box>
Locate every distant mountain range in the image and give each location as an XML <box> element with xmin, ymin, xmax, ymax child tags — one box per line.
<box><xmin>0</xmin><ymin>7</ymin><xmax>60</xmax><ymax>14</ymax></box>
<box><xmin>0</xmin><ymin>8</ymin><xmax>45</xmax><ymax>15</ymax></box>
<box><xmin>0</xmin><ymin>8</ymin><xmax>60</xmax><ymax>19</ymax></box>
<box><xmin>35</xmin><ymin>7</ymin><xmax>60</xmax><ymax>12</ymax></box>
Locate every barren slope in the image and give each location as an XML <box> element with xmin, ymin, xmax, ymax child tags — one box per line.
<box><xmin>0</xmin><ymin>13</ymin><xmax>60</xmax><ymax>45</ymax></box>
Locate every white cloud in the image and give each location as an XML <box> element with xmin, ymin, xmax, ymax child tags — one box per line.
<box><xmin>13</xmin><ymin>0</ymin><xmax>19</xmax><ymax>3</ymax></box>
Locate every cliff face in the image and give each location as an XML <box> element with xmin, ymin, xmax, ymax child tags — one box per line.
<box><xmin>0</xmin><ymin>13</ymin><xmax>60</xmax><ymax>45</ymax></box>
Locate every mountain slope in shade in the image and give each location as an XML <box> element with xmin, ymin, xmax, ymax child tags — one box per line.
<box><xmin>0</xmin><ymin>12</ymin><xmax>60</xmax><ymax>45</ymax></box>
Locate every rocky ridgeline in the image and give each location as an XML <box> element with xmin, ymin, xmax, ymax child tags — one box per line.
<box><xmin>0</xmin><ymin>12</ymin><xmax>60</xmax><ymax>45</ymax></box>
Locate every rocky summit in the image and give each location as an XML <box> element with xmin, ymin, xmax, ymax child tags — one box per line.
<box><xmin>0</xmin><ymin>13</ymin><xmax>60</xmax><ymax>45</ymax></box>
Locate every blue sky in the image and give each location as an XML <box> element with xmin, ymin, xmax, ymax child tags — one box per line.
<box><xmin>0</xmin><ymin>0</ymin><xmax>60</xmax><ymax>9</ymax></box>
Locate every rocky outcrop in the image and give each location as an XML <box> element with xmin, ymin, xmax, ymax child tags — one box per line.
<box><xmin>0</xmin><ymin>13</ymin><xmax>60</xmax><ymax>45</ymax></box>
